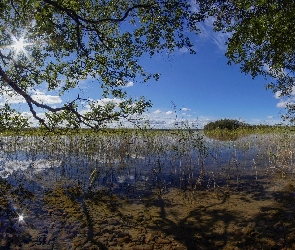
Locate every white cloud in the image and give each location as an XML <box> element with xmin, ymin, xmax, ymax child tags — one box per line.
<box><xmin>179</xmin><ymin>47</ymin><xmax>189</xmax><ymax>53</ymax></box>
<box><xmin>276</xmin><ymin>98</ymin><xmax>295</xmax><ymax>108</ymax></box>
<box><xmin>263</xmin><ymin>63</ymin><xmax>287</xmax><ymax>78</ymax></box>
<box><xmin>276</xmin><ymin>100</ymin><xmax>291</xmax><ymax>108</ymax></box>
<box><xmin>274</xmin><ymin>87</ymin><xmax>295</xmax><ymax>108</ymax></box>
<box><xmin>198</xmin><ymin>16</ymin><xmax>231</xmax><ymax>52</ymax></box>
<box><xmin>142</xmin><ymin>107</ymin><xmax>209</xmax><ymax>129</ymax></box>
<box><xmin>0</xmin><ymin>88</ymin><xmax>62</xmax><ymax>105</ymax></box>
<box><xmin>21</xmin><ymin>112</ymin><xmax>46</xmax><ymax>127</ymax></box>
<box><xmin>263</xmin><ymin>64</ymin><xmax>271</xmax><ymax>74</ymax></box>
<box><xmin>31</xmin><ymin>90</ymin><xmax>62</xmax><ymax>104</ymax></box>
<box><xmin>116</xmin><ymin>80</ymin><xmax>134</xmax><ymax>88</ymax></box>
<box><xmin>85</xmin><ymin>98</ymin><xmax>123</xmax><ymax>110</ymax></box>
<box><xmin>122</xmin><ymin>81</ymin><xmax>134</xmax><ymax>88</ymax></box>
<box><xmin>212</xmin><ymin>33</ymin><xmax>229</xmax><ymax>51</ymax></box>
<box><xmin>275</xmin><ymin>91</ymin><xmax>282</xmax><ymax>99</ymax></box>
<box><xmin>95</xmin><ymin>97</ymin><xmax>122</xmax><ymax>106</ymax></box>
<box><xmin>148</xmin><ymin>120</ymin><xmax>167</xmax><ymax>125</ymax></box>
<box><xmin>181</xmin><ymin>107</ymin><xmax>191</xmax><ymax>111</ymax></box>
<box><xmin>4</xmin><ymin>94</ymin><xmax>26</xmax><ymax>104</ymax></box>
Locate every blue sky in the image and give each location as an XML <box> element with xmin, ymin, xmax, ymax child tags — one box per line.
<box><xmin>117</xmin><ymin>27</ymin><xmax>286</xmax><ymax>128</ymax></box>
<box><xmin>1</xmin><ymin>17</ymin><xmax>288</xmax><ymax>129</ymax></box>
<box><xmin>74</xmin><ymin>28</ymin><xmax>286</xmax><ymax>129</ymax></box>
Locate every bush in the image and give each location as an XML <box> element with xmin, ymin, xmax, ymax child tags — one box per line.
<box><xmin>204</xmin><ymin>119</ymin><xmax>250</xmax><ymax>131</ymax></box>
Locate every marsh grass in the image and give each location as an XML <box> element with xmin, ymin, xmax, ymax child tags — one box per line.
<box><xmin>1</xmin><ymin>127</ymin><xmax>294</xmax><ymax>195</ymax></box>
<box><xmin>0</xmin><ymin>127</ymin><xmax>295</xmax><ymax>248</ymax></box>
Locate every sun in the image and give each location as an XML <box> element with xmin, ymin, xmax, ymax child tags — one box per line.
<box><xmin>8</xmin><ymin>31</ymin><xmax>34</xmax><ymax>60</ymax></box>
<box><xmin>0</xmin><ymin>29</ymin><xmax>36</xmax><ymax>63</ymax></box>
<box><xmin>12</xmin><ymin>38</ymin><xmax>26</xmax><ymax>55</ymax></box>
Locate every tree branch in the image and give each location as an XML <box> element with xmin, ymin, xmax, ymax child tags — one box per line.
<box><xmin>42</xmin><ymin>0</ymin><xmax>154</xmax><ymax>24</ymax></box>
<box><xmin>0</xmin><ymin>66</ymin><xmax>64</xmax><ymax>112</ymax></box>
<box><xmin>0</xmin><ymin>66</ymin><xmax>130</xmax><ymax>129</ymax></box>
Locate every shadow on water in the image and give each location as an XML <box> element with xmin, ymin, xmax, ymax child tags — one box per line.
<box><xmin>1</xmin><ymin>175</ymin><xmax>295</xmax><ymax>249</ymax></box>
<box><xmin>1</xmin><ymin>132</ymin><xmax>295</xmax><ymax>249</ymax></box>
<box><xmin>138</xmin><ymin>178</ymin><xmax>295</xmax><ymax>249</ymax></box>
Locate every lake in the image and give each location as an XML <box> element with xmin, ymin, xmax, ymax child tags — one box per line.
<box><xmin>1</xmin><ymin>130</ymin><xmax>295</xmax><ymax>249</ymax></box>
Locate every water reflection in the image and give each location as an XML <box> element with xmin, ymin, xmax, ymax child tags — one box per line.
<box><xmin>0</xmin><ymin>132</ymin><xmax>294</xmax><ymax>248</ymax></box>
<box><xmin>0</xmin><ymin>159</ymin><xmax>62</xmax><ymax>178</ymax></box>
<box><xmin>0</xmin><ymin>134</ymin><xmax>281</xmax><ymax>195</ymax></box>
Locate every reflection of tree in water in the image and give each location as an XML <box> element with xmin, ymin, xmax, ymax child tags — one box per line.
<box><xmin>204</xmin><ymin>130</ymin><xmax>248</xmax><ymax>141</ymax></box>
<box><xmin>0</xmin><ymin>131</ymin><xmax>295</xmax><ymax>248</ymax></box>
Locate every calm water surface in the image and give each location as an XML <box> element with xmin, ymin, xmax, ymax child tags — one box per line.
<box><xmin>0</xmin><ymin>133</ymin><xmax>292</xmax><ymax>189</ymax></box>
<box><xmin>0</xmin><ymin>132</ymin><xmax>295</xmax><ymax>248</ymax></box>
<box><xmin>1</xmin><ymin>132</ymin><xmax>293</xmax><ymax>197</ymax></box>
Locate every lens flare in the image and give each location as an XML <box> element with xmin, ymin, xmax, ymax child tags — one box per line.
<box><xmin>12</xmin><ymin>38</ymin><xmax>26</xmax><ymax>54</ymax></box>
<box><xmin>11</xmin><ymin>36</ymin><xmax>33</xmax><ymax>60</ymax></box>
<box><xmin>0</xmin><ymin>29</ymin><xmax>35</xmax><ymax>62</ymax></box>
<box><xmin>18</xmin><ymin>214</ymin><xmax>24</xmax><ymax>222</ymax></box>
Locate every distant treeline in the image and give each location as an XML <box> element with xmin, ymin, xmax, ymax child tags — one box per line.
<box><xmin>204</xmin><ymin>119</ymin><xmax>250</xmax><ymax>131</ymax></box>
<box><xmin>204</xmin><ymin>119</ymin><xmax>292</xmax><ymax>131</ymax></box>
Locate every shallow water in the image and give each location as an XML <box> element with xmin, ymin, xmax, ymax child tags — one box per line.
<box><xmin>1</xmin><ymin>131</ymin><xmax>295</xmax><ymax>249</ymax></box>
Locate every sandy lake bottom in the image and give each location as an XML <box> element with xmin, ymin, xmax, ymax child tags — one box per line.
<box><xmin>1</xmin><ymin>174</ymin><xmax>295</xmax><ymax>250</ymax></box>
<box><xmin>1</xmin><ymin>132</ymin><xmax>295</xmax><ymax>249</ymax></box>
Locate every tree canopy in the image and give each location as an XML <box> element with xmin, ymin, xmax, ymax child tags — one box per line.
<box><xmin>0</xmin><ymin>0</ymin><xmax>200</xmax><ymax>130</ymax></box>
<box><xmin>204</xmin><ymin>119</ymin><xmax>249</xmax><ymax>131</ymax></box>
<box><xmin>2</xmin><ymin>0</ymin><xmax>295</xmax><ymax>130</ymax></box>
<box><xmin>197</xmin><ymin>0</ymin><xmax>295</xmax><ymax>121</ymax></box>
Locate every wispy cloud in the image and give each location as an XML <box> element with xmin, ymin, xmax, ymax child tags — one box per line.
<box><xmin>143</xmin><ymin>108</ymin><xmax>209</xmax><ymax>129</ymax></box>
<box><xmin>263</xmin><ymin>64</ymin><xmax>286</xmax><ymax>78</ymax></box>
<box><xmin>198</xmin><ymin>16</ymin><xmax>231</xmax><ymax>52</ymax></box>
<box><xmin>179</xmin><ymin>47</ymin><xmax>189</xmax><ymax>53</ymax></box>
<box><xmin>154</xmin><ymin>109</ymin><xmax>162</xmax><ymax>114</ymax></box>
<box><xmin>31</xmin><ymin>90</ymin><xmax>62</xmax><ymax>104</ymax></box>
<box><xmin>84</xmin><ymin>98</ymin><xmax>123</xmax><ymax>111</ymax></box>
<box><xmin>276</xmin><ymin>100</ymin><xmax>295</xmax><ymax>108</ymax></box>
<box><xmin>122</xmin><ymin>81</ymin><xmax>134</xmax><ymax>88</ymax></box>
<box><xmin>189</xmin><ymin>0</ymin><xmax>198</xmax><ymax>12</ymax></box>
<box><xmin>0</xmin><ymin>88</ymin><xmax>62</xmax><ymax>105</ymax></box>
<box><xmin>212</xmin><ymin>32</ymin><xmax>230</xmax><ymax>51</ymax></box>
<box><xmin>274</xmin><ymin>86</ymin><xmax>295</xmax><ymax>108</ymax></box>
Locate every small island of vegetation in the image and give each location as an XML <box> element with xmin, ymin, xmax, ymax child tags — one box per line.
<box><xmin>204</xmin><ymin>119</ymin><xmax>250</xmax><ymax>131</ymax></box>
<box><xmin>204</xmin><ymin>119</ymin><xmax>292</xmax><ymax>140</ymax></box>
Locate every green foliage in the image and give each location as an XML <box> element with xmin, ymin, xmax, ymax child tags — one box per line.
<box><xmin>204</xmin><ymin>119</ymin><xmax>251</xmax><ymax>141</ymax></box>
<box><xmin>0</xmin><ymin>104</ymin><xmax>29</xmax><ymax>131</ymax></box>
<box><xmin>0</xmin><ymin>0</ymin><xmax>200</xmax><ymax>130</ymax></box>
<box><xmin>204</xmin><ymin>119</ymin><xmax>249</xmax><ymax>131</ymax></box>
<box><xmin>197</xmin><ymin>0</ymin><xmax>295</xmax><ymax>122</ymax></box>
<box><xmin>4</xmin><ymin>0</ymin><xmax>294</xmax><ymax>128</ymax></box>
<box><xmin>204</xmin><ymin>120</ymin><xmax>294</xmax><ymax>141</ymax></box>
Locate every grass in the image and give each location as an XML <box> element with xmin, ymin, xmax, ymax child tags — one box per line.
<box><xmin>0</xmin><ymin>126</ymin><xmax>295</xmax><ymax>248</ymax></box>
<box><xmin>204</xmin><ymin>125</ymin><xmax>294</xmax><ymax>141</ymax></box>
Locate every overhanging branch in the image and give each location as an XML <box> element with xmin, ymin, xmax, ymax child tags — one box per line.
<box><xmin>42</xmin><ymin>0</ymin><xmax>154</xmax><ymax>24</ymax></box>
<box><xmin>0</xmin><ymin>66</ymin><xmax>132</xmax><ymax>129</ymax></box>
